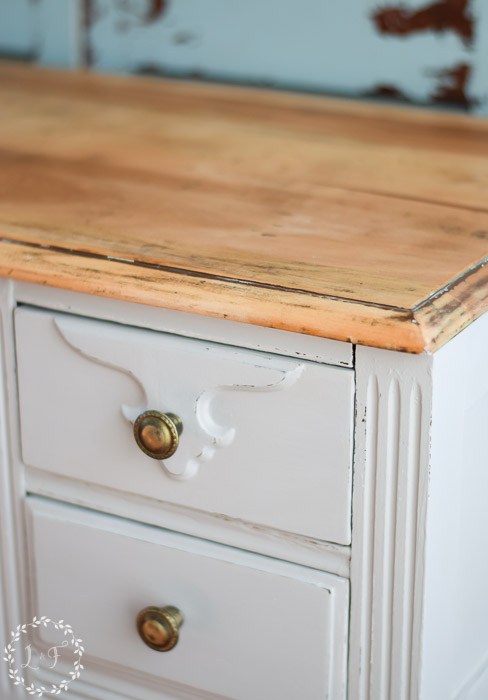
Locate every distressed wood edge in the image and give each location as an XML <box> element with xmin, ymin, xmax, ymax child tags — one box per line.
<box><xmin>1</xmin><ymin>241</ymin><xmax>487</xmax><ymax>353</ymax></box>
<box><xmin>0</xmin><ymin>241</ymin><xmax>485</xmax><ymax>353</ymax></box>
<box><xmin>413</xmin><ymin>262</ymin><xmax>488</xmax><ymax>353</ymax></box>
<box><xmin>0</xmin><ymin>241</ymin><xmax>426</xmax><ymax>353</ymax></box>
<box><xmin>13</xmin><ymin>281</ymin><xmax>354</xmax><ymax>367</ymax></box>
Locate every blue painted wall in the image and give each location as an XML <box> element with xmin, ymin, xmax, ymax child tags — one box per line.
<box><xmin>0</xmin><ymin>0</ymin><xmax>487</xmax><ymax>113</ymax></box>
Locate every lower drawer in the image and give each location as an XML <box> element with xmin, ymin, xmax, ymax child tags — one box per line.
<box><xmin>25</xmin><ymin>498</ymin><xmax>349</xmax><ymax>700</ymax></box>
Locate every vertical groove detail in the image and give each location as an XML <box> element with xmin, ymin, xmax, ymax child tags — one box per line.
<box><xmin>359</xmin><ymin>374</ymin><xmax>379</xmax><ymax>699</ymax></box>
<box><xmin>371</xmin><ymin>377</ymin><xmax>400</xmax><ymax>699</ymax></box>
<box><xmin>406</xmin><ymin>382</ymin><xmax>422</xmax><ymax>699</ymax></box>
<box><xmin>349</xmin><ymin>351</ymin><xmax>430</xmax><ymax>700</ymax></box>
<box><xmin>386</xmin><ymin>378</ymin><xmax>401</xmax><ymax>697</ymax></box>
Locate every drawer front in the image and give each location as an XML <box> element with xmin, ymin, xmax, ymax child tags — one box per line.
<box><xmin>16</xmin><ymin>306</ymin><xmax>354</xmax><ymax>543</ymax></box>
<box><xmin>26</xmin><ymin>498</ymin><xmax>349</xmax><ymax>700</ymax></box>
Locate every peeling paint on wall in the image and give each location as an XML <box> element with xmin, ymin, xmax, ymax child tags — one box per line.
<box><xmin>108</xmin><ymin>0</ymin><xmax>168</xmax><ymax>26</ymax></box>
<box><xmin>366</xmin><ymin>83</ymin><xmax>410</xmax><ymax>101</ymax></box>
<box><xmin>84</xmin><ymin>0</ymin><xmax>169</xmax><ymax>37</ymax></box>
<box><xmin>0</xmin><ymin>0</ymin><xmax>486</xmax><ymax>114</ymax></box>
<box><xmin>431</xmin><ymin>62</ymin><xmax>475</xmax><ymax>107</ymax></box>
<box><xmin>372</xmin><ymin>0</ymin><xmax>474</xmax><ymax>46</ymax></box>
<box><xmin>370</xmin><ymin>0</ymin><xmax>481</xmax><ymax>109</ymax></box>
<box><xmin>145</xmin><ymin>1</ymin><xmax>167</xmax><ymax>24</ymax></box>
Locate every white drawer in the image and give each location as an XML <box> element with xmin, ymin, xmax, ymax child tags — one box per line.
<box><xmin>16</xmin><ymin>306</ymin><xmax>354</xmax><ymax>543</ymax></box>
<box><xmin>25</xmin><ymin>497</ymin><xmax>349</xmax><ymax>700</ymax></box>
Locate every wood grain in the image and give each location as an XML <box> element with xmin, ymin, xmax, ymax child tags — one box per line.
<box><xmin>0</xmin><ymin>61</ymin><xmax>486</xmax><ymax>352</ymax></box>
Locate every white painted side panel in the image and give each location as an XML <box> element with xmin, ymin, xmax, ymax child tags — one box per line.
<box><xmin>26</xmin><ymin>496</ymin><xmax>349</xmax><ymax>700</ymax></box>
<box><xmin>421</xmin><ymin>312</ymin><xmax>488</xmax><ymax>700</ymax></box>
<box><xmin>15</xmin><ymin>306</ymin><xmax>354</xmax><ymax>543</ymax></box>
<box><xmin>349</xmin><ymin>345</ymin><xmax>432</xmax><ymax>700</ymax></box>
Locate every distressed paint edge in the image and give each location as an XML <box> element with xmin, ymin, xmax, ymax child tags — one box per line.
<box><xmin>348</xmin><ymin>347</ymin><xmax>433</xmax><ymax>700</ymax></box>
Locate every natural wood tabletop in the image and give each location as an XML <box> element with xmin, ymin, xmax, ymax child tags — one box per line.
<box><xmin>0</xmin><ymin>61</ymin><xmax>486</xmax><ymax>352</ymax></box>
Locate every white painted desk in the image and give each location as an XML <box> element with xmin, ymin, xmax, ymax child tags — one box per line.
<box><xmin>0</xmin><ymin>63</ymin><xmax>486</xmax><ymax>700</ymax></box>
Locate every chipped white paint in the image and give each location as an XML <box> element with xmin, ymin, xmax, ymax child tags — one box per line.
<box><xmin>349</xmin><ymin>346</ymin><xmax>432</xmax><ymax>700</ymax></box>
<box><xmin>349</xmin><ymin>313</ymin><xmax>488</xmax><ymax>699</ymax></box>
<box><xmin>15</xmin><ymin>281</ymin><xmax>354</xmax><ymax>367</ymax></box>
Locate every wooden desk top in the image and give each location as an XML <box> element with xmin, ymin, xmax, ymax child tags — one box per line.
<box><xmin>0</xmin><ymin>61</ymin><xmax>486</xmax><ymax>353</ymax></box>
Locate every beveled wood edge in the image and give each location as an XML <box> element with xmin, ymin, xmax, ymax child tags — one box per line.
<box><xmin>414</xmin><ymin>262</ymin><xmax>487</xmax><ymax>352</ymax></box>
<box><xmin>0</xmin><ymin>240</ymin><xmax>485</xmax><ymax>354</ymax></box>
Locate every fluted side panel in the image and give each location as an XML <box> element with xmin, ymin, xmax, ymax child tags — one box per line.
<box><xmin>349</xmin><ymin>348</ymin><xmax>432</xmax><ymax>700</ymax></box>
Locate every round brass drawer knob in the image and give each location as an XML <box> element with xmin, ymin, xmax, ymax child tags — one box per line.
<box><xmin>137</xmin><ymin>605</ymin><xmax>184</xmax><ymax>652</ymax></box>
<box><xmin>134</xmin><ymin>411</ymin><xmax>183</xmax><ymax>460</ymax></box>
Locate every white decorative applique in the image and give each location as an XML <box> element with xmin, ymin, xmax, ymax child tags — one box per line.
<box><xmin>55</xmin><ymin>316</ymin><xmax>304</xmax><ymax>480</ymax></box>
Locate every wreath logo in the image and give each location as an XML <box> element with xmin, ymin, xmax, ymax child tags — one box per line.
<box><xmin>3</xmin><ymin>616</ymin><xmax>84</xmax><ymax>696</ymax></box>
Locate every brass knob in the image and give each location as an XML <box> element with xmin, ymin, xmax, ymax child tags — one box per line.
<box><xmin>134</xmin><ymin>411</ymin><xmax>183</xmax><ymax>460</ymax></box>
<box><xmin>136</xmin><ymin>606</ymin><xmax>184</xmax><ymax>652</ymax></box>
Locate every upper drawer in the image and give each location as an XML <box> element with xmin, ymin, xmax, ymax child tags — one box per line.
<box><xmin>15</xmin><ymin>306</ymin><xmax>354</xmax><ymax>544</ymax></box>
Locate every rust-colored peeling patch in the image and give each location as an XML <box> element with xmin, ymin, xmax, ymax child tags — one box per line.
<box><xmin>372</xmin><ymin>0</ymin><xmax>474</xmax><ymax>46</ymax></box>
<box><xmin>366</xmin><ymin>84</ymin><xmax>410</xmax><ymax>101</ymax></box>
<box><xmin>115</xmin><ymin>1</ymin><xmax>168</xmax><ymax>29</ymax></box>
<box><xmin>145</xmin><ymin>1</ymin><xmax>168</xmax><ymax>24</ymax></box>
<box><xmin>431</xmin><ymin>63</ymin><xmax>475</xmax><ymax>109</ymax></box>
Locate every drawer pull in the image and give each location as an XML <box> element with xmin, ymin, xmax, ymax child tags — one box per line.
<box><xmin>134</xmin><ymin>411</ymin><xmax>183</xmax><ymax>460</ymax></box>
<box><xmin>136</xmin><ymin>605</ymin><xmax>184</xmax><ymax>652</ymax></box>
